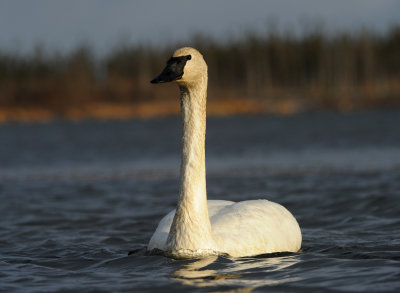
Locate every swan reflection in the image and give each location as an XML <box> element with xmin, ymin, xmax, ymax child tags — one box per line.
<box><xmin>172</xmin><ymin>253</ymin><xmax>301</xmax><ymax>291</ymax></box>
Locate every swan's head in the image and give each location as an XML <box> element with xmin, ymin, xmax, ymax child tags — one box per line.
<box><xmin>150</xmin><ymin>47</ymin><xmax>207</xmax><ymax>87</ymax></box>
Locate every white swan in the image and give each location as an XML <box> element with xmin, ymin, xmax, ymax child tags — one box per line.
<box><xmin>148</xmin><ymin>47</ymin><xmax>301</xmax><ymax>259</ymax></box>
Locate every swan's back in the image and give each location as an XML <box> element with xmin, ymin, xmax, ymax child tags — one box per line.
<box><xmin>148</xmin><ymin>199</ymin><xmax>301</xmax><ymax>257</ymax></box>
<box><xmin>211</xmin><ymin>200</ymin><xmax>301</xmax><ymax>256</ymax></box>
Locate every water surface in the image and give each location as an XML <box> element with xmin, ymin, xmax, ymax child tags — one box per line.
<box><xmin>1</xmin><ymin>110</ymin><xmax>400</xmax><ymax>292</ymax></box>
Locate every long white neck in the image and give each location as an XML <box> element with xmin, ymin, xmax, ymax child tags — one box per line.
<box><xmin>166</xmin><ymin>77</ymin><xmax>216</xmax><ymax>257</ymax></box>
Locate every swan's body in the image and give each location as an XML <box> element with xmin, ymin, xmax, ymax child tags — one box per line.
<box><xmin>148</xmin><ymin>47</ymin><xmax>301</xmax><ymax>259</ymax></box>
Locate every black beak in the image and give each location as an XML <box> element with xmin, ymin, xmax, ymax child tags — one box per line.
<box><xmin>150</xmin><ymin>55</ymin><xmax>191</xmax><ymax>84</ymax></box>
<box><xmin>150</xmin><ymin>66</ymin><xmax>182</xmax><ymax>84</ymax></box>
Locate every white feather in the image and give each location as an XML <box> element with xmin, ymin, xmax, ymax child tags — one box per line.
<box><xmin>148</xmin><ymin>47</ymin><xmax>301</xmax><ymax>259</ymax></box>
<box><xmin>148</xmin><ymin>199</ymin><xmax>301</xmax><ymax>257</ymax></box>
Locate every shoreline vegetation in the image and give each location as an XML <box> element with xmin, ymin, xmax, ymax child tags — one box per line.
<box><xmin>1</xmin><ymin>26</ymin><xmax>399</xmax><ymax>123</ymax></box>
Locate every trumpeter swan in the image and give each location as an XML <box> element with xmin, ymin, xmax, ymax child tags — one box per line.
<box><xmin>148</xmin><ymin>47</ymin><xmax>301</xmax><ymax>259</ymax></box>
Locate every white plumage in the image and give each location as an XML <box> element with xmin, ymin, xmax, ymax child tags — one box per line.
<box><xmin>148</xmin><ymin>47</ymin><xmax>301</xmax><ymax>259</ymax></box>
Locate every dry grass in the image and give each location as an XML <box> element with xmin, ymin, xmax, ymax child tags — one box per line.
<box><xmin>0</xmin><ymin>98</ymin><xmax>303</xmax><ymax>123</ymax></box>
<box><xmin>1</xmin><ymin>26</ymin><xmax>400</xmax><ymax>123</ymax></box>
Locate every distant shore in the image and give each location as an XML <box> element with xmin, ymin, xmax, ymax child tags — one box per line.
<box><xmin>0</xmin><ymin>99</ymin><xmax>301</xmax><ymax>123</ymax></box>
<box><xmin>1</xmin><ymin>95</ymin><xmax>398</xmax><ymax>123</ymax></box>
<box><xmin>1</xmin><ymin>26</ymin><xmax>399</xmax><ymax>123</ymax></box>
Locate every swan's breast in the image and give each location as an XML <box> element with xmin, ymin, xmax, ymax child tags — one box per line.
<box><xmin>147</xmin><ymin>200</ymin><xmax>234</xmax><ymax>251</ymax></box>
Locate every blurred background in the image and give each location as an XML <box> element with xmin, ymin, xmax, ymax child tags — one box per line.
<box><xmin>1</xmin><ymin>0</ymin><xmax>400</xmax><ymax>122</ymax></box>
<box><xmin>2</xmin><ymin>2</ymin><xmax>400</xmax><ymax>292</ymax></box>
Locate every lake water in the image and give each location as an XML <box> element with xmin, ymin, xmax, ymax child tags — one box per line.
<box><xmin>1</xmin><ymin>110</ymin><xmax>399</xmax><ymax>292</ymax></box>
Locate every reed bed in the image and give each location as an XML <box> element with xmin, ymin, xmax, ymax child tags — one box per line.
<box><xmin>0</xmin><ymin>26</ymin><xmax>399</xmax><ymax>121</ymax></box>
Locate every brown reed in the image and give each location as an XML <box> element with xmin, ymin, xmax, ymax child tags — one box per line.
<box><xmin>0</xmin><ymin>26</ymin><xmax>399</xmax><ymax>122</ymax></box>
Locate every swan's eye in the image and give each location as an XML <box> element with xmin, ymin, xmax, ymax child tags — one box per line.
<box><xmin>186</xmin><ymin>55</ymin><xmax>192</xmax><ymax>60</ymax></box>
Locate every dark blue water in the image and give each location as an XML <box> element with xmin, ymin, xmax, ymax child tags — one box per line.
<box><xmin>1</xmin><ymin>110</ymin><xmax>400</xmax><ymax>292</ymax></box>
